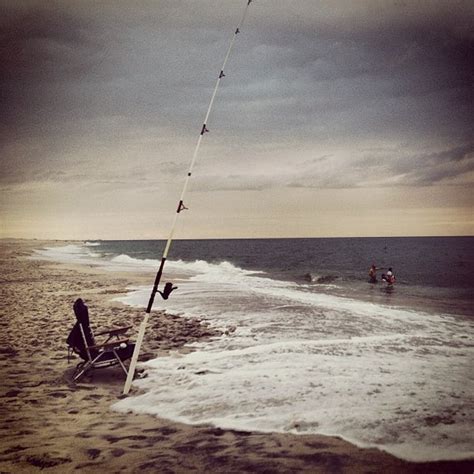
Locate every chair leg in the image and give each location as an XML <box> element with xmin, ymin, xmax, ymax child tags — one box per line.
<box><xmin>73</xmin><ymin>361</ymin><xmax>92</xmax><ymax>382</ymax></box>
<box><xmin>73</xmin><ymin>351</ymin><xmax>130</xmax><ymax>382</ymax></box>
<box><xmin>73</xmin><ymin>352</ymin><xmax>105</xmax><ymax>381</ymax></box>
<box><xmin>113</xmin><ymin>349</ymin><xmax>129</xmax><ymax>376</ymax></box>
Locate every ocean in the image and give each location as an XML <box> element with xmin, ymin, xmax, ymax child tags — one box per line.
<box><xmin>34</xmin><ymin>237</ymin><xmax>474</xmax><ymax>462</ymax></box>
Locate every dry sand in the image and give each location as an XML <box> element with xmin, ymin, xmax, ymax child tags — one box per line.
<box><xmin>0</xmin><ymin>240</ymin><xmax>472</xmax><ymax>473</ymax></box>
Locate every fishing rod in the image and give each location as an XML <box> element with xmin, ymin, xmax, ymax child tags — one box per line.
<box><xmin>123</xmin><ymin>0</ymin><xmax>254</xmax><ymax>395</ymax></box>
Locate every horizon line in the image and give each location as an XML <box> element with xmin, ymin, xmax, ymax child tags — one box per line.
<box><xmin>2</xmin><ymin>235</ymin><xmax>473</xmax><ymax>242</ymax></box>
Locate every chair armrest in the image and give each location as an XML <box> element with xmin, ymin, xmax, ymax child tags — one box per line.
<box><xmin>87</xmin><ymin>338</ymin><xmax>130</xmax><ymax>351</ymax></box>
<box><xmin>94</xmin><ymin>326</ymin><xmax>133</xmax><ymax>337</ymax></box>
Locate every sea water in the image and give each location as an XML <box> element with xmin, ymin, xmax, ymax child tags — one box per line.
<box><xmin>34</xmin><ymin>237</ymin><xmax>474</xmax><ymax>461</ymax></box>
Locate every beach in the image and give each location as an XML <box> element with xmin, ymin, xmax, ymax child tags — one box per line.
<box><xmin>0</xmin><ymin>239</ymin><xmax>472</xmax><ymax>473</ymax></box>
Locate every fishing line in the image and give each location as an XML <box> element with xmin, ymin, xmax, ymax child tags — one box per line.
<box><xmin>124</xmin><ymin>0</ymin><xmax>254</xmax><ymax>394</ymax></box>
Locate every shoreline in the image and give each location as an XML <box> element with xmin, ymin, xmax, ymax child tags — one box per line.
<box><xmin>0</xmin><ymin>239</ymin><xmax>472</xmax><ymax>473</ymax></box>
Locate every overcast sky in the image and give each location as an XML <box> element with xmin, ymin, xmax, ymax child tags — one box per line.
<box><xmin>1</xmin><ymin>0</ymin><xmax>473</xmax><ymax>239</ymax></box>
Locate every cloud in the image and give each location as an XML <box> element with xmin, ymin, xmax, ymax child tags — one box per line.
<box><xmin>186</xmin><ymin>143</ymin><xmax>474</xmax><ymax>192</ymax></box>
<box><xmin>389</xmin><ymin>144</ymin><xmax>474</xmax><ymax>186</ymax></box>
<box><xmin>1</xmin><ymin>0</ymin><xmax>473</xmax><ymax>193</ymax></box>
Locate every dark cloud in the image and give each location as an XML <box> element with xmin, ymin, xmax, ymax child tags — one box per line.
<box><xmin>285</xmin><ymin>144</ymin><xmax>474</xmax><ymax>189</ymax></box>
<box><xmin>391</xmin><ymin>144</ymin><xmax>474</xmax><ymax>185</ymax></box>
<box><xmin>1</xmin><ymin>0</ymin><xmax>473</xmax><ymax>192</ymax></box>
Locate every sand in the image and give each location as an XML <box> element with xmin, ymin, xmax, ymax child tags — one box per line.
<box><xmin>0</xmin><ymin>239</ymin><xmax>472</xmax><ymax>473</ymax></box>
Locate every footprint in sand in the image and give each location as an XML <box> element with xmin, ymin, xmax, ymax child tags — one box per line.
<box><xmin>82</xmin><ymin>393</ymin><xmax>104</xmax><ymax>401</ymax></box>
<box><xmin>48</xmin><ymin>391</ymin><xmax>69</xmax><ymax>398</ymax></box>
<box><xmin>2</xmin><ymin>445</ymin><xmax>28</xmax><ymax>455</ymax></box>
<box><xmin>87</xmin><ymin>448</ymin><xmax>101</xmax><ymax>460</ymax></box>
<box><xmin>25</xmin><ymin>454</ymin><xmax>72</xmax><ymax>469</ymax></box>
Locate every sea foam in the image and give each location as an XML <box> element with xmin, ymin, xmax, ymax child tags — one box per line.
<box><xmin>31</xmin><ymin>244</ymin><xmax>101</xmax><ymax>263</ymax></box>
<box><xmin>113</xmin><ymin>258</ymin><xmax>474</xmax><ymax>462</ymax></box>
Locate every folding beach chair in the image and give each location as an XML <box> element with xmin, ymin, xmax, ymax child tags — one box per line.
<box><xmin>67</xmin><ymin>299</ymin><xmax>135</xmax><ymax>382</ymax></box>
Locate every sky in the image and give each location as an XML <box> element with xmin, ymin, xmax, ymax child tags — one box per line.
<box><xmin>1</xmin><ymin>0</ymin><xmax>473</xmax><ymax>240</ymax></box>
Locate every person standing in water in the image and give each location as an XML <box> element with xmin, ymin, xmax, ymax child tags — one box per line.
<box><xmin>368</xmin><ymin>264</ymin><xmax>379</xmax><ymax>283</ymax></box>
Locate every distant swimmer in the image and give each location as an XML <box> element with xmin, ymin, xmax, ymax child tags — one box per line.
<box><xmin>368</xmin><ymin>264</ymin><xmax>380</xmax><ymax>283</ymax></box>
<box><xmin>381</xmin><ymin>267</ymin><xmax>396</xmax><ymax>285</ymax></box>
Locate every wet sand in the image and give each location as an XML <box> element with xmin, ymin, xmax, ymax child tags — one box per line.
<box><xmin>0</xmin><ymin>240</ymin><xmax>472</xmax><ymax>473</ymax></box>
